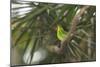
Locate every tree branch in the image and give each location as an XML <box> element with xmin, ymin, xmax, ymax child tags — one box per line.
<box><xmin>60</xmin><ymin>6</ymin><xmax>90</xmax><ymax>51</ymax></box>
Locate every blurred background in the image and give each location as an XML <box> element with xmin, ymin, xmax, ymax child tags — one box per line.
<box><xmin>11</xmin><ymin>0</ymin><xmax>96</xmax><ymax>66</ymax></box>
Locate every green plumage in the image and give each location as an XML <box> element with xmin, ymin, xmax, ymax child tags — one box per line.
<box><xmin>57</xmin><ymin>25</ymin><xmax>67</xmax><ymax>41</ymax></box>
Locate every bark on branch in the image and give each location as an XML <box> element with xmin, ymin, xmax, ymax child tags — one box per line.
<box><xmin>60</xmin><ymin>6</ymin><xmax>90</xmax><ymax>51</ymax></box>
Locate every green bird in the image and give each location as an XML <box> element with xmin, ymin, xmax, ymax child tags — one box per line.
<box><xmin>57</xmin><ymin>25</ymin><xmax>67</xmax><ymax>41</ymax></box>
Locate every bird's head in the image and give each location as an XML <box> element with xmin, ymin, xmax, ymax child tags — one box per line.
<box><xmin>57</xmin><ymin>24</ymin><xmax>63</xmax><ymax>32</ymax></box>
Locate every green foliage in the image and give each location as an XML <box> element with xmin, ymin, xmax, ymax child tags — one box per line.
<box><xmin>11</xmin><ymin>0</ymin><xmax>96</xmax><ymax>65</ymax></box>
